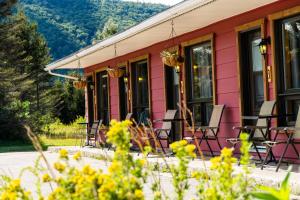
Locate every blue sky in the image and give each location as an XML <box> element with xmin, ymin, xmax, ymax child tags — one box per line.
<box><xmin>122</xmin><ymin>0</ymin><xmax>183</xmax><ymax>5</ymax></box>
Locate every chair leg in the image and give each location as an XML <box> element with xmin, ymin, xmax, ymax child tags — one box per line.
<box><xmin>291</xmin><ymin>142</ymin><xmax>299</xmax><ymax>158</ymax></box>
<box><xmin>158</xmin><ymin>139</ymin><xmax>166</xmax><ymax>155</ymax></box>
<box><xmin>252</xmin><ymin>143</ymin><xmax>263</xmax><ymax>163</ymax></box>
<box><xmin>276</xmin><ymin>143</ymin><xmax>289</xmax><ymax>172</ymax></box>
<box><xmin>216</xmin><ymin>137</ymin><xmax>222</xmax><ymax>150</ymax></box>
<box><xmin>261</xmin><ymin>146</ymin><xmax>272</xmax><ymax>170</ymax></box>
<box><xmin>205</xmin><ymin>138</ymin><xmax>214</xmax><ymax>157</ymax></box>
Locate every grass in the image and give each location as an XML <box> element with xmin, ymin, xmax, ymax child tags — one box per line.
<box><xmin>0</xmin><ymin>136</ymin><xmax>80</xmax><ymax>153</ymax></box>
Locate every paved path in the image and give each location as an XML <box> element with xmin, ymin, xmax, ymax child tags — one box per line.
<box><xmin>0</xmin><ymin>151</ymin><xmax>197</xmax><ymax>199</ymax></box>
<box><xmin>1</xmin><ymin>149</ymin><xmax>300</xmax><ymax>199</ymax></box>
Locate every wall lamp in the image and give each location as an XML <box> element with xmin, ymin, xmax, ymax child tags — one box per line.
<box><xmin>258</xmin><ymin>37</ymin><xmax>271</xmax><ymax>56</ymax></box>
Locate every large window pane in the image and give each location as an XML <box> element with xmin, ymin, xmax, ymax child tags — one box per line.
<box><xmin>276</xmin><ymin>15</ymin><xmax>300</xmax><ymax>125</ymax></box>
<box><xmin>186</xmin><ymin>41</ymin><xmax>213</xmax><ymax>125</ymax></box>
<box><xmin>282</xmin><ymin>17</ymin><xmax>300</xmax><ymax>89</ymax></box>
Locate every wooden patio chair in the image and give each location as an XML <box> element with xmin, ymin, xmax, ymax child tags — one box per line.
<box><xmin>261</xmin><ymin>107</ymin><xmax>300</xmax><ymax>172</ymax></box>
<box><xmin>183</xmin><ymin>104</ymin><xmax>225</xmax><ymax>157</ymax></box>
<box><xmin>149</xmin><ymin>109</ymin><xmax>178</xmax><ymax>154</ymax></box>
<box><xmin>227</xmin><ymin>100</ymin><xmax>276</xmax><ymax>162</ymax></box>
<box><xmin>87</xmin><ymin>120</ymin><xmax>102</xmax><ymax>147</ymax></box>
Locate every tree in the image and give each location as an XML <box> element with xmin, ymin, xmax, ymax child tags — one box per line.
<box><xmin>92</xmin><ymin>17</ymin><xmax>118</xmax><ymax>43</ymax></box>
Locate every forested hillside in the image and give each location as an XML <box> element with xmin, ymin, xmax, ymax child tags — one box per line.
<box><xmin>20</xmin><ymin>0</ymin><xmax>167</xmax><ymax>60</ymax></box>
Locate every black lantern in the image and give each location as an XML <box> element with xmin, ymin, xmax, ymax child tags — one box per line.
<box><xmin>258</xmin><ymin>37</ymin><xmax>270</xmax><ymax>56</ymax></box>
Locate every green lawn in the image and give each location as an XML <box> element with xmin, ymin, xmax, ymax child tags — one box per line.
<box><xmin>0</xmin><ymin>136</ymin><xmax>79</xmax><ymax>153</ymax></box>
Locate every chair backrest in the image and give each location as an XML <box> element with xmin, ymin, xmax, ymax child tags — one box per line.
<box><xmin>90</xmin><ymin>120</ymin><xmax>102</xmax><ymax>135</ymax></box>
<box><xmin>207</xmin><ymin>105</ymin><xmax>225</xmax><ymax>136</ymax></box>
<box><xmin>209</xmin><ymin>105</ymin><xmax>225</xmax><ymax>127</ymax></box>
<box><xmin>254</xmin><ymin>100</ymin><xmax>276</xmax><ymax>137</ymax></box>
<box><xmin>161</xmin><ymin>110</ymin><xmax>177</xmax><ymax>130</ymax></box>
<box><xmin>125</xmin><ymin>113</ymin><xmax>133</xmax><ymax>121</ymax></box>
<box><xmin>293</xmin><ymin>107</ymin><xmax>300</xmax><ymax>138</ymax></box>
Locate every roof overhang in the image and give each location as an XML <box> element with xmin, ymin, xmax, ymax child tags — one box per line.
<box><xmin>45</xmin><ymin>0</ymin><xmax>278</xmax><ymax>71</ymax></box>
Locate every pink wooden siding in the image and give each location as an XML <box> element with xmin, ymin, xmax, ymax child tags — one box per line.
<box><xmin>84</xmin><ymin>0</ymin><xmax>300</xmax><ymax>159</ymax></box>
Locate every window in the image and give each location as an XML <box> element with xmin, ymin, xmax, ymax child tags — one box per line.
<box><xmin>131</xmin><ymin>59</ymin><xmax>150</xmax><ymax>124</ymax></box>
<box><xmin>96</xmin><ymin>71</ymin><xmax>109</xmax><ymax>125</ymax></box>
<box><xmin>119</xmin><ymin>66</ymin><xmax>128</xmax><ymax>120</ymax></box>
<box><xmin>185</xmin><ymin>41</ymin><xmax>213</xmax><ymax>125</ymax></box>
<box><xmin>276</xmin><ymin>14</ymin><xmax>300</xmax><ymax>125</ymax></box>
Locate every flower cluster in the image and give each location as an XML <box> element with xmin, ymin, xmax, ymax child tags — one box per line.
<box><xmin>0</xmin><ymin>178</ymin><xmax>31</xmax><ymax>200</ymax></box>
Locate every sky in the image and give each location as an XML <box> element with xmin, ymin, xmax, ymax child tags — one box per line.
<box><xmin>122</xmin><ymin>0</ymin><xmax>184</xmax><ymax>6</ymax></box>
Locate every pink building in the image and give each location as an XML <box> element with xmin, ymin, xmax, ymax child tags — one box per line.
<box><xmin>46</xmin><ymin>0</ymin><xmax>300</xmax><ymax>160</ymax></box>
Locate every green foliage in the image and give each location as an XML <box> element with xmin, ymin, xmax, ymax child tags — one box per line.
<box><xmin>51</xmin><ymin>79</ymin><xmax>85</xmax><ymax>124</ymax></box>
<box><xmin>93</xmin><ymin>17</ymin><xmax>118</xmax><ymax>42</ymax></box>
<box><xmin>170</xmin><ymin>140</ymin><xmax>196</xmax><ymax>200</ymax></box>
<box><xmin>251</xmin><ymin>167</ymin><xmax>291</xmax><ymax>200</ymax></box>
<box><xmin>19</xmin><ymin>0</ymin><xmax>168</xmax><ymax>59</ymax></box>
<box><xmin>43</xmin><ymin>116</ymin><xmax>86</xmax><ymax>138</ymax></box>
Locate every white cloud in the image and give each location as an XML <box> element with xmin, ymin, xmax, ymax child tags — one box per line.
<box><xmin>122</xmin><ymin>0</ymin><xmax>183</xmax><ymax>6</ymax></box>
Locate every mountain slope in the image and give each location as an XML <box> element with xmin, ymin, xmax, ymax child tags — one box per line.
<box><xmin>20</xmin><ymin>0</ymin><xmax>168</xmax><ymax>60</ymax></box>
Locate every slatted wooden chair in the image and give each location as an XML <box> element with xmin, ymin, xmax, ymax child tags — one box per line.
<box><xmin>227</xmin><ymin>100</ymin><xmax>276</xmax><ymax>162</ymax></box>
<box><xmin>87</xmin><ymin>120</ymin><xmax>102</xmax><ymax>147</ymax></box>
<box><xmin>262</xmin><ymin>107</ymin><xmax>300</xmax><ymax>171</ymax></box>
<box><xmin>183</xmin><ymin>105</ymin><xmax>225</xmax><ymax>156</ymax></box>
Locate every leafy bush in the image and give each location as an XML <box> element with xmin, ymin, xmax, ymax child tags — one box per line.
<box><xmin>43</xmin><ymin>116</ymin><xmax>86</xmax><ymax>138</ymax></box>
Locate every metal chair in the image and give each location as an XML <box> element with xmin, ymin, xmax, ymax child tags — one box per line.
<box><xmin>183</xmin><ymin>105</ymin><xmax>225</xmax><ymax>156</ymax></box>
<box><xmin>227</xmin><ymin>100</ymin><xmax>276</xmax><ymax>162</ymax></box>
<box><xmin>149</xmin><ymin>110</ymin><xmax>177</xmax><ymax>154</ymax></box>
<box><xmin>262</xmin><ymin>107</ymin><xmax>300</xmax><ymax>171</ymax></box>
<box><xmin>87</xmin><ymin>120</ymin><xmax>102</xmax><ymax>147</ymax></box>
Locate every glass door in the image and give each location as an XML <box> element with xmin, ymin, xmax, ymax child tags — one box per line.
<box><xmin>119</xmin><ymin>66</ymin><xmax>128</xmax><ymax>120</ymax></box>
<box><xmin>87</xmin><ymin>76</ymin><xmax>94</xmax><ymax>125</ymax></box>
<box><xmin>165</xmin><ymin>66</ymin><xmax>180</xmax><ymax>141</ymax></box>
<box><xmin>240</xmin><ymin>28</ymin><xmax>264</xmax><ymax>123</ymax></box>
<box><xmin>96</xmin><ymin>71</ymin><xmax>109</xmax><ymax>125</ymax></box>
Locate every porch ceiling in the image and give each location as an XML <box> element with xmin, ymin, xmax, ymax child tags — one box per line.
<box><xmin>45</xmin><ymin>0</ymin><xmax>278</xmax><ymax>71</ymax></box>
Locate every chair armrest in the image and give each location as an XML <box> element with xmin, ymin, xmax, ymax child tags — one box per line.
<box><xmin>154</xmin><ymin>128</ymin><xmax>170</xmax><ymax>132</ymax></box>
<box><xmin>232</xmin><ymin>126</ymin><xmax>247</xmax><ymax>130</ymax></box>
<box><xmin>242</xmin><ymin>116</ymin><xmax>259</xmax><ymax>120</ymax></box>
<box><xmin>153</xmin><ymin>119</ymin><xmax>163</xmax><ymax>123</ymax></box>
<box><xmin>196</xmin><ymin>126</ymin><xmax>218</xmax><ymax>131</ymax></box>
<box><xmin>244</xmin><ymin>125</ymin><xmax>267</xmax><ymax>130</ymax></box>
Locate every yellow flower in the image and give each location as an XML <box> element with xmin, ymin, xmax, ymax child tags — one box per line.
<box><xmin>59</xmin><ymin>149</ymin><xmax>68</xmax><ymax>159</ymax></box>
<box><xmin>134</xmin><ymin>189</ymin><xmax>144</xmax><ymax>199</ymax></box>
<box><xmin>221</xmin><ymin>147</ymin><xmax>233</xmax><ymax>157</ymax></box>
<box><xmin>73</xmin><ymin>151</ymin><xmax>82</xmax><ymax>161</ymax></box>
<box><xmin>42</xmin><ymin>173</ymin><xmax>51</xmax><ymax>182</ymax></box>
<box><xmin>108</xmin><ymin>162</ymin><xmax>121</xmax><ymax>173</ymax></box>
<box><xmin>185</xmin><ymin>144</ymin><xmax>196</xmax><ymax>157</ymax></box>
<box><xmin>82</xmin><ymin>165</ymin><xmax>95</xmax><ymax>175</ymax></box>
<box><xmin>54</xmin><ymin>162</ymin><xmax>66</xmax><ymax>173</ymax></box>
<box><xmin>10</xmin><ymin>179</ymin><xmax>21</xmax><ymax>190</ymax></box>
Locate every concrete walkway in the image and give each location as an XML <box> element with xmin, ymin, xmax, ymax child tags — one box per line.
<box><xmin>0</xmin><ymin>148</ymin><xmax>299</xmax><ymax>199</ymax></box>
<box><xmin>48</xmin><ymin>146</ymin><xmax>300</xmax><ymax>196</ymax></box>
